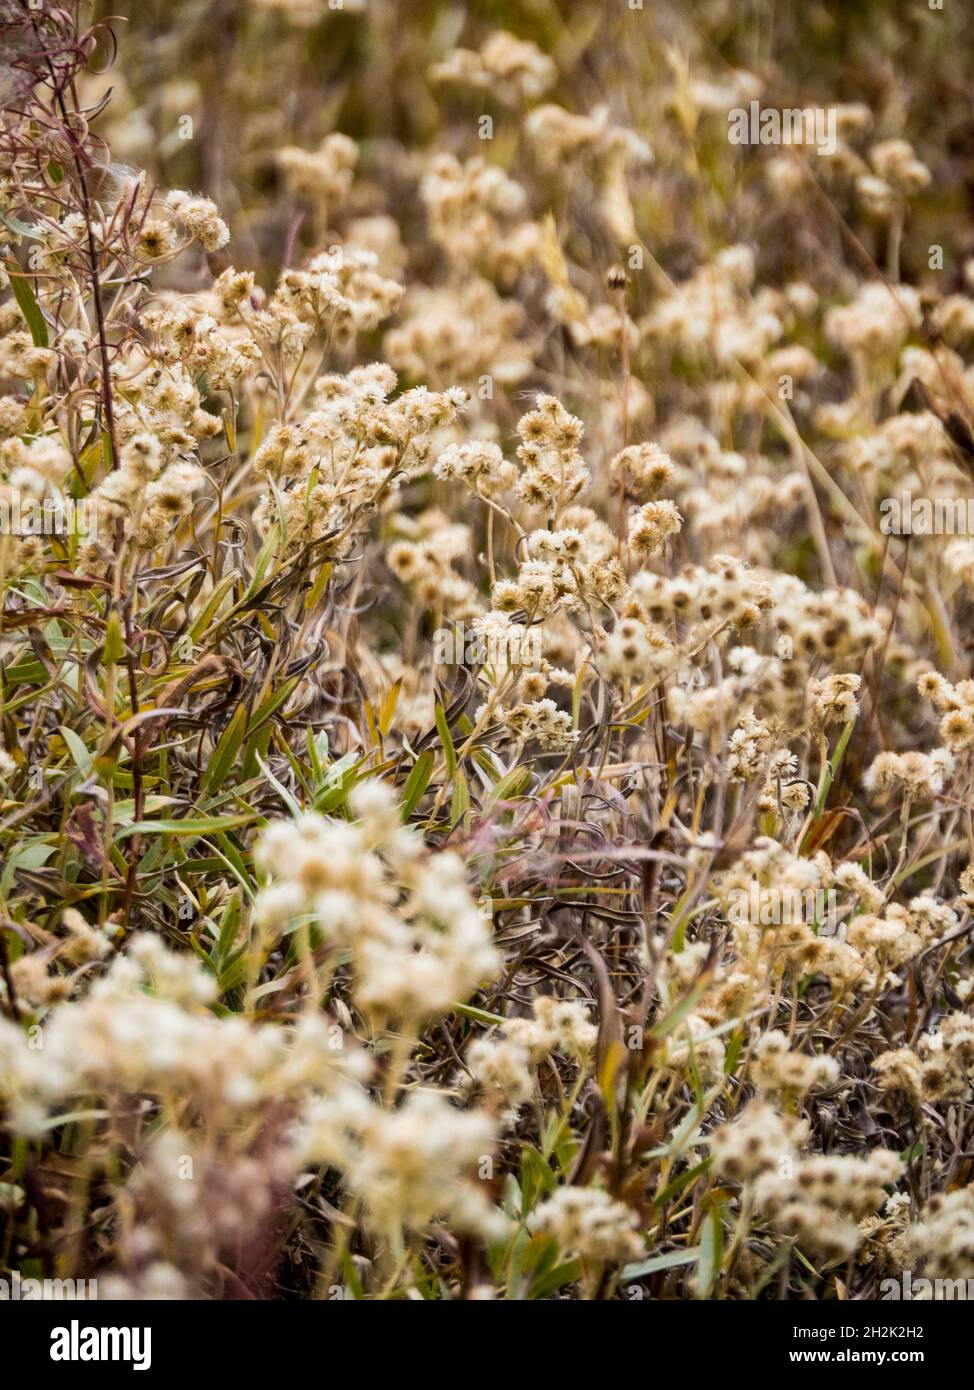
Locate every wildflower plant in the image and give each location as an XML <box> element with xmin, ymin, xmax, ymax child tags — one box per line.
<box><xmin>0</xmin><ymin>0</ymin><xmax>973</xmax><ymax>1303</ymax></box>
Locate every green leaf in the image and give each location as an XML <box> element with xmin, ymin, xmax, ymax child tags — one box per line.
<box><xmin>400</xmin><ymin>750</ymin><xmax>434</xmax><ymax>816</ymax></box>
<box><xmin>239</xmin><ymin>528</ymin><xmax>279</xmax><ymax>602</ymax></box>
<box><xmin>449</xmin><ymin>765</ymin><xmax>469</xmax><ymax>829</ymax></box>
<box><xmin>103</xmin><ymin>610</ymin><xmax>126</xmax><ymax>665</ymax></box>
<box><xmin>451</xmin><ymin>1000</ymin><xmax>505</xmax><ymax>1027</ymax></box>
<box><xmin>256</xmin><ymin>753</ymin><xmax>302</xmax><ymax>818</ymax></box>
<box><xmin>8</xmin><ymin>269</ymin><xmax>49</xmax><ymax>347</ymax></box>
<box><xmin>201</xmin><ymin>703</ymin><xmax>248</xmax><ymax>796</ymax></box>
<box><xmin>212</xmin><ymin>888</ymin><xmax>242</xmax><ymax>963</ymax></box>
<box><xmin>520</xmin><ymin>1231</ymin><xmax>559</xmax><ymax>1277</ymax></box>
<box><xmin>695</xmin><ymin>1209</ymin><xmax>723</xmax><ymax>1298</ymax></box>
<box><xmin>313</xmin><ymin>750</ymin><xmax>362</xmax><ymax>814</ymax></box>
<box><xmin>1</xmin><ymin>213</ymin><xmax>40</xmax><ymax>239</ymax></box>
<box><xmin>653</xmin><ymin>1159</ymin><xmax>711</xmax><ymax>1209</ymax></box>
<box><xmin>806</xmin><ymin>718</ymin><xmax>856</xmax><ymax>832</ymax></box>
<box><xmin>528</xmin><ymin>1257</ymin><xmax>583</xmax><ymax>1299</ymax></box>
<box><xmin>217</xmin><ymin>948</ymin><xmax>250</xmax><ymax>992</ymax></box>
<box><xmin>247</xmin><ymin>676</ymin><xmax>299</xmax><ymax>736</ymax></box>
<box><xmin>1</xmin><ymin>840</ymin><xmax>55</xmax><ymax>893</ymax></box>
<box><xmin>723</xmin><ymin>1025</ymin><xmax>746</xmax><ymax>1076</ymax></box>
<box><xmin>621</xmin><ymin>1246</ymin><xmax>701</xmax><ymax>1283</ymax></box>
<box><xmin>486</xmin><ymin>764</ymin><xmax>531</xmax><ymax>806</ymax></box>
<box><xmin>306</xmin><ymin>728</ymin><xmax>329</xmax><ymax>784</ymax></box>
<box><xmin>113</xmin><ymin>796</ymin><xmax>181</xmax><ymax>823</ymax></box>
<box><xmin>649</xmin><ymin>977</ymin><xmax>710</xmax><ymax>1040</ymax></box>
<box><xmin>212</xmin><ymin>833</ymin><xmax>258</xmax><ymax>902</ymax></box>
<box><xmin>59</xmin><ymin>725</ymin><xmax>93</xmax><ymax>776</ymax></box>
<box><xmin>114</xmin><ymin>813</ymin><xmax>259</xmax><ymax>839</ymax></box>
<box><xmin>187</xmin><ymin>572</ymin><xmax>238</xmax><ymax>641</ymax></box>
<box><xmin>434</xmin><ymin>703</ymin><xmax>456</xmax><ymax>777</ymax></box>
<box><xmin>519</xmin><ymin>1144</ymin><xmax>557</xmax><ymax>1212</ymax></box>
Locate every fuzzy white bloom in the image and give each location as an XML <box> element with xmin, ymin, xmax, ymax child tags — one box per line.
<box><xmin>528</xmin><ymin>1187</ymin><xmax>643</xmax><ymax>1264</ymax></box>
<box><xmin>0</xmin><ymin>938</ymin><xmax>360</xmax><ymax>1135</ymax></box>
<box><xmin>165</xmin><ymin>189</ymin><xmax>230</xmax><ymax>251</ymax></box>
<box><xmin>254</xmin><ymin>787</ymin><xmax>501</xmax><ymax>1023</ymax></box>
<box><xmin>297</xmin><ymin>1085</ymin><xmax>506</xmax><ymax>1239</ymax></box>
<box><xmin>466</xmin><ymin>1036</ymin><xmax>534</xmax><ymax>1104</ymax></box>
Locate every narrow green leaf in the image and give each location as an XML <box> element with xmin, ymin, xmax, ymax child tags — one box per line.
<box><xmin>434</xmin><ymin>703</ymin><xmax>456</xmax><ymax>777</ymax></box>
<box><xmin>59</xmin><ymin>724</ymin><xmax>93</xmax><ymax>775</ymax></box>
<box><xmin>450</xmin><ymin>765</ymin><xmax>469</xmax><ymax>829</ymax></box>
<box><xmin>114</xmin><ymin>813</ymin><xmax>259</xmax><ymax>839</ymax></box>
<box><xmin>247</xmin><ymin>676</ymin><xmax>299</xmax><ymax>736</ymax></box>
<box><xmin>528</xmin><ymin>1257</ymin><xmax>583</xmax><ymax>1299</ymax></box>
<box><xmin>8</xmin><ymin>269</ymin><xmax>49</xmax><ymax>347</ymax></box>
<box><xmin>202</xmin><ymin>702</ymin><xmax>248</xmax><ymax>795</ymax></box>
<box><xmin>695</xmin><ymin>1209</ymin><xmax>723</xmax><ymax>1298</ymax></box>
<box><xmin>401</xmin><ymin>750</ymin><xmax>434</xmax><ymax>816</ymax></box>
<box><xmin>621</xmin><ymin>1246</ymin><xmax>701</xmax><ymax>1282</ymax></box>
<box><xmin>486</xmin><ymin>764</ymin><xmax>531</xmax><ymax>806</ymax></box>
